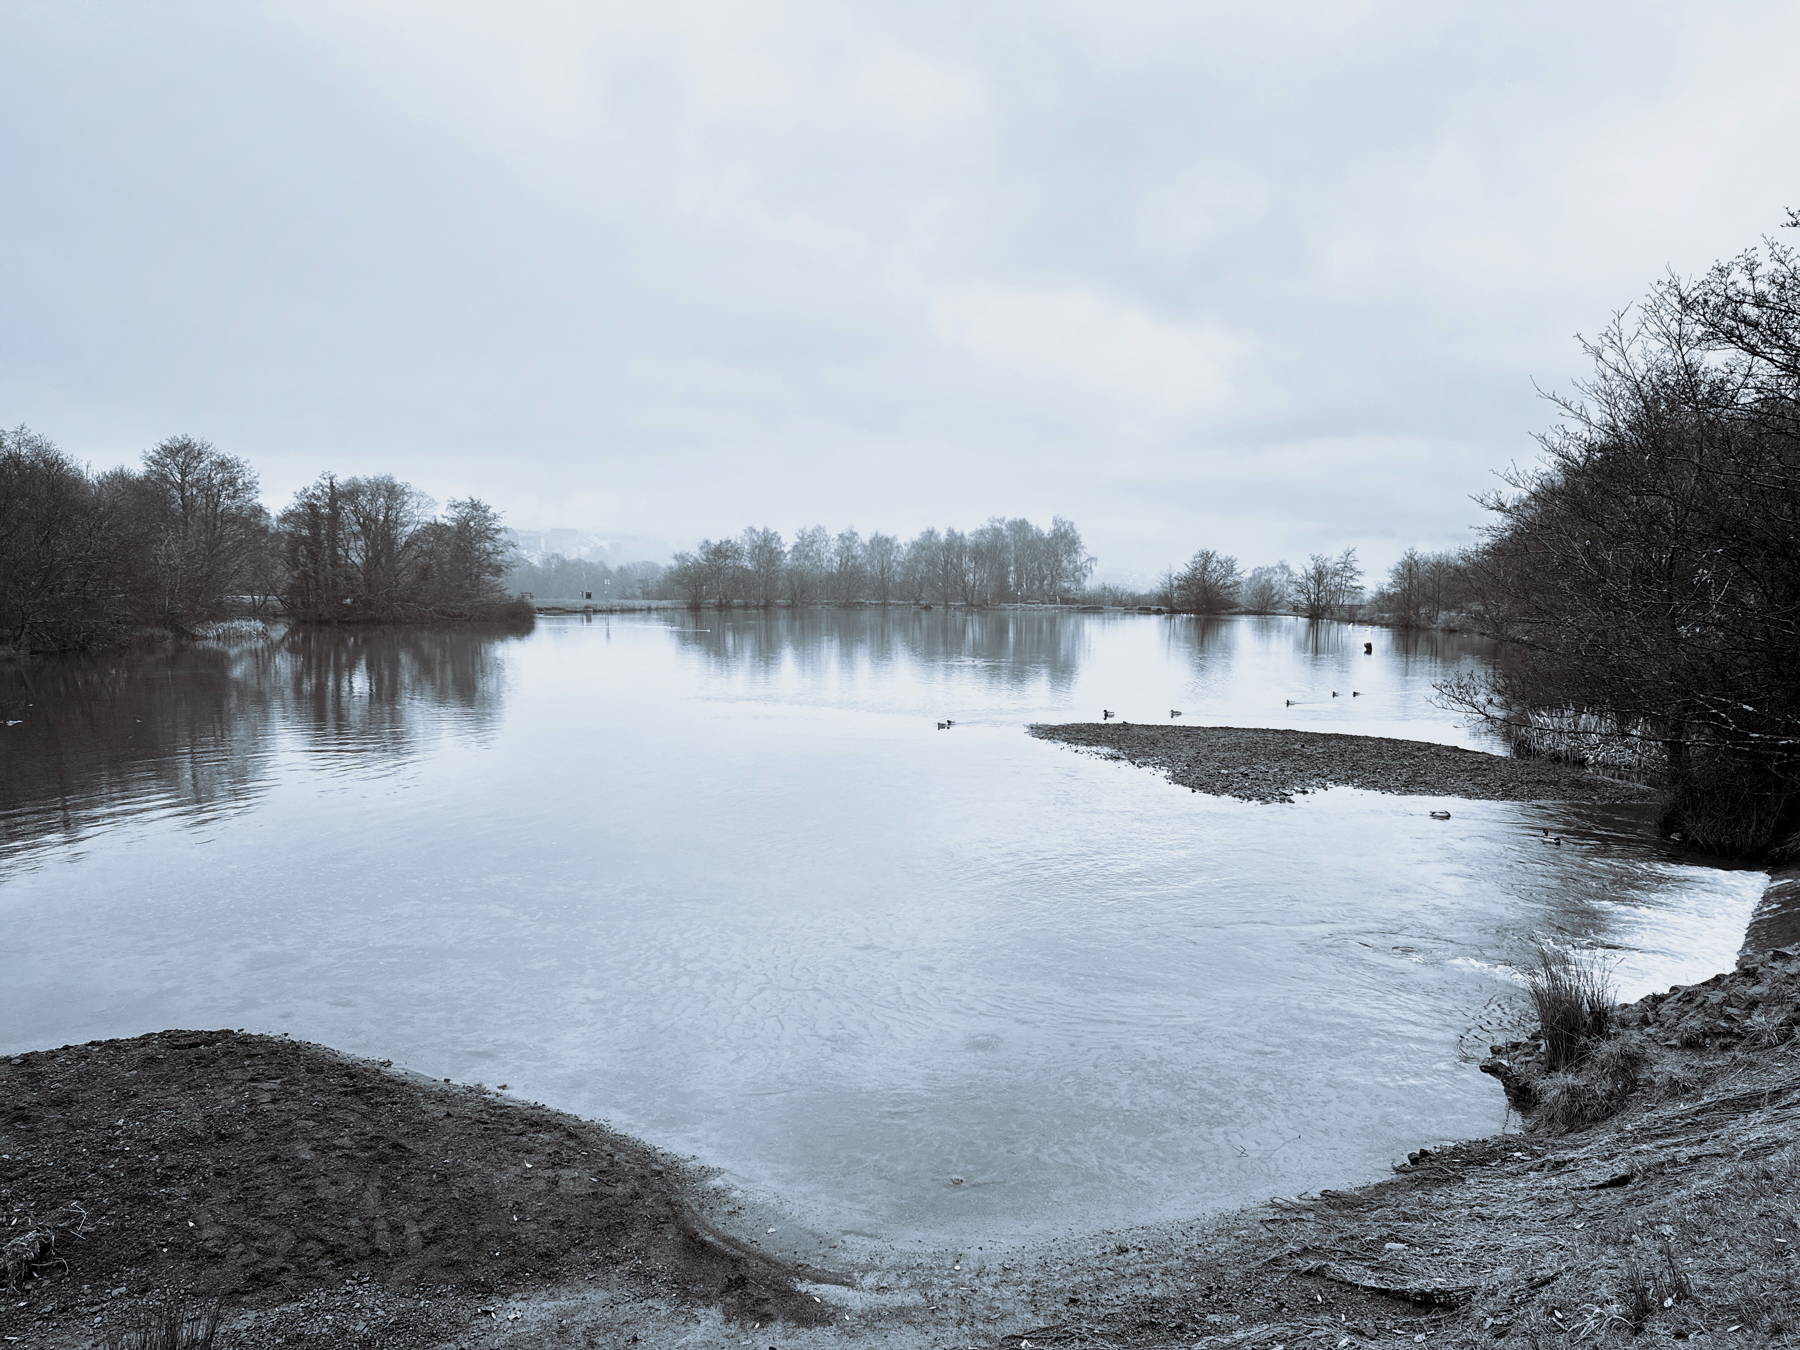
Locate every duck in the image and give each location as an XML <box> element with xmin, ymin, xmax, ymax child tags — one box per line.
<box><xmin>1430</xmin><ymin>810</ymin><xmax>1451</xmax><ymax>820</ymax></box>
<box><xmin>1170</xmin><ymin>709</ymin><xmax>1184</xmax><ymax>718</ymax></box>
<box><xmin>1102</xmin><ymin>709</ymin><xmax>1115</xmax><ymax>720</ymax></box>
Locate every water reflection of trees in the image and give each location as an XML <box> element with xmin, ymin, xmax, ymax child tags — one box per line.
<box><xmin>1159</xmin><ymin>612</ymin><xmax>1497</xmax><ymax>673</ymax></box>
<box><xmin>279</xmin><ymin>626</ymin><xmax>509</xmax><ymax>758</ymax></box>
<box><xmin>663</xmin><ymin>608</ymin><xmax>1084</xmax><ymax>695</ymax></box>
<box><xmin>0</xmin><ymin>626</ymin><xmax>518</xmax><ymax>862</ymax></box>
<box><xmin>1161</xmin><ymin>614</ymin><xmax>1502</xmax><ymax>688</ymax></box>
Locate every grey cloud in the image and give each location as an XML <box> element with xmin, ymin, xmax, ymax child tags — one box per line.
<box><xmin>1</xmin><ymin>0</ymin><xmax>1795</xmax><ymax>580</ymax></box>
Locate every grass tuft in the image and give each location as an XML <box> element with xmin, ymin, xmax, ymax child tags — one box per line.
<box><xmin>100</xmin><ymin>1293</ymin><xmax>223</xmax><ymax>1350</ymax></box>
<box><xmin>1524</xmin><ymin>941</ymin><xmax>1614</xmax><ymax>1071</ymax></box>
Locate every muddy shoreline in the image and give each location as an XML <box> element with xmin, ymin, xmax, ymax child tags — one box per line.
<box><xmin>4</xmin><ymin>730</ymin><xmax>1784</xmax><ymax>1348</ymax></box>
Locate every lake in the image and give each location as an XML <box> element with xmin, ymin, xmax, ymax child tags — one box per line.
<box><xmin>0</xmin><ymin>611</ymin><xmax>1762</xmax><ymax>1243</ymax></box>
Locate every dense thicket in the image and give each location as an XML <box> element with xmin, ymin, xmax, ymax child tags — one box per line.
<box><xmin>0</xmin><ymin>431</ymin><xmax>521</xmax><ymax>653</ymax></box>
<box><xmin>1450</xmin><ymin>222</ymin><xmax>1800</xmax><ymax>857</ymax></box>
<box><xmin>279</xmin><ymin>474</ymin><xmax>516</xmax><ymax>622</ymax></box>
<box><xmin>1</xmin><ymin>429</ymin><xmax>276</xmax><ymax>652</ymax></box>
<box><xmin>665</xmin><ymin>516</ymin><xmax>1095</xmax><ymax>607</ymax></box>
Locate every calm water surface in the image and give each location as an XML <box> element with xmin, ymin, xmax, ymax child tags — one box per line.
<box><xmin>0</xmin><ymin>612</ymin><xmax>1762</xmax><ymax>1241</ymax></box>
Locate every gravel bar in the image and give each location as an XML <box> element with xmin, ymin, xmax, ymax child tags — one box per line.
<box><xmin>1027</xmin><ymin>722</ymin><xmax>1654</xmax><ymax>804</ymax></box>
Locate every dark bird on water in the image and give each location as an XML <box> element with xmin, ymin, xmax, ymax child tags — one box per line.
<box><xmin>936</xmin><ymin>721</ymin><xmax>948</xmax><ymax>730</ymax></box>
<box><xmin>1364</xmin><ymin>642</ymin><xmax>1373</xmax><ymax>654</ymax></box>
<box><xmin>1331</xmin><ymin>691</ymin><xmax>1339</xmax><ymax>698</ymax></box>
<box><xmin>1170</xmin><ymin>709</ymin><xmax>1183</xmax><ymax>718</ymax></box>
<box><xmin>1102</xmin><ymin>709</ymin><xmax>1115</xmax><ymax>719</ymax></box>
<box><xmin>1284</xmin><ymin>699</ymin><xmax>1292</xmax><ymax>706</ymax></box>
<box><xmin>1352</xmin><ymin>691</ymin><xmax>1360</xmax><ymax>697</ymax></box>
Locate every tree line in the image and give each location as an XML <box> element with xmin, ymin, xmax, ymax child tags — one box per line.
<box><xmin>663</xmin><ymin>516</ymin><xmax>1096</xmax><ymax>608</ymax></box>
<box><xmin>1155</xmin><ymin>546</ymin><xmax>1477</xmax><ymax>625</ymax></box>
<box><xmin>0</xmin><ymin>428</ymin><xmax>524</xmax><ymax>654</ymax></box>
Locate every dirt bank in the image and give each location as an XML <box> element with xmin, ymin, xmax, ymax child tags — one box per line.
<box><xmin>0</xmin><ymin>1030</ymin><xmax>833</xmax><ymax>1348</ymax></box>
<box><xmin>1029</xmin><ymin>722</ymin><xmax>1654</xmax><ymax>805</ymax></box>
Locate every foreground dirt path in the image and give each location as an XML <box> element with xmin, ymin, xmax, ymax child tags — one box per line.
<box><xmin>1029</xmin><ymin>723</ymin><xmax>1654</xmax><ymax>805</ymax></box>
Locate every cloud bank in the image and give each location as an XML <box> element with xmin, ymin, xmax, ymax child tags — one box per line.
<box><xmin>2</xmin><ymin>0</ymin><xmax>1796</xmax><ymax>579</ymax></box>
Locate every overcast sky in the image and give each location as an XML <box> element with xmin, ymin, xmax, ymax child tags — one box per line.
<box><xmin>3</xmin><ymin>2</ymin><xmax>1797</xmax><ymax>581</ymax></box>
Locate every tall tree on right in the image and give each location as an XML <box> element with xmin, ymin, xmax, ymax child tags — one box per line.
<box><xmin>1453</xmin><ymin>221</ymin><xmax>1800</xmax><ymax>857</ymax></box>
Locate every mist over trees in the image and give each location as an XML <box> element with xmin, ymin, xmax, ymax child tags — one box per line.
<box><xmin>1</xmin><ymin>429</ymin><xmax>523</xmax><ymax>654</ymax></box>
<box><xmin>664</xmin><ymin>516</ymin><xmax>1096</xmax><ymax>608</ymax></box>
<box><xmin>504</xmin><ymin>553</ymin><xmax>666</xmax><ymax>602</ymax></box>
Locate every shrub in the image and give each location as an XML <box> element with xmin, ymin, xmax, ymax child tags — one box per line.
<box><xmin>1525</xmin><ymin>942</ymin><xmax>1614</xmax><ymax>1071</ymax></box>
<box><xmin>101</xmin><ymin>1293</ymin><xmax>222</xmax><ymax>1350</ymax></box>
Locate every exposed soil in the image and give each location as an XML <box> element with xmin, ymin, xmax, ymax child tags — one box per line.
<box><xmin>0</xmin><ymin>1030</ymin><xmax>834</xmax><ymax>1348</ymax></box>
<box><xmin>1029</xmin><ymin>722</ymin><xmax>1655</xmax><ymax>804</ymax></box>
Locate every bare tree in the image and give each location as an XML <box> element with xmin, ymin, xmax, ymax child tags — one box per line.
<box><xmin>830</xmin><ymin>528</ymin><xmax>866</xmax><ymax>603</ymax></box>
<box><xmin>940</xmin><ymin>528</ymin><xmax>970</xmax><ymax>604</ymax></box>
<box><xmin>740</xmin><ymin>527</ymin><xmax>785</xmax><ymax>607</ymax></box>
<box><xmin>339</xmin><ymin>475</ymin><xmax>434</xmax><ymax>619</ymax></box>
<box><xmin>1044</xmin><ymin>516</ymin><xmax>1095</xmax><ymax>601</ymax></box>
<box><xmin>786</xmin><ymin>526</ymin><xmax>830</xmax><ymax>605</ymax></box>
<box><xmin>0</xmin><ymin>426</ymin><xmax>132</xmax><ymax>652</ymax></box>
<box><xmin>1293</xmin><ymin>548</ymin><xmax>1362</xmax><ymax>619</ymax></box>
<box><xmin>414</xmin><ymin>498</ymin><xmax>513</xmax><ymax>617</ymax></box>
<box><xmin>865</xmin><ymin>532</ymin><xmax>900</xmax><ymax>604</ymax></box>
<box><xmin>1241</xmin><ymin>562</ymin><xmax>1295</xmax><ymax>613</ymax></box>
<box><xmin>1378</xmin><ymin>547</ymin><xmax>1471</xmax><ymax>628</ymax></box>
<box><xmin>902</xmin><ymin>528</ymin><xmax>942</xmax><ymax>603</ymax></box>
<box><xmin>1171</xmin><ymin>548</ymin><xmax>1241</xmax><ymax>613</ymax></box>
<box><xmin>969</xmin><ymin>519</ymin><xmax>1009</xmax><ymax>604</ymax></box>
<box><xmin>135</xmin><ymin>435</ymin><xmax>270</xmax><ymax>629</ymax></box>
